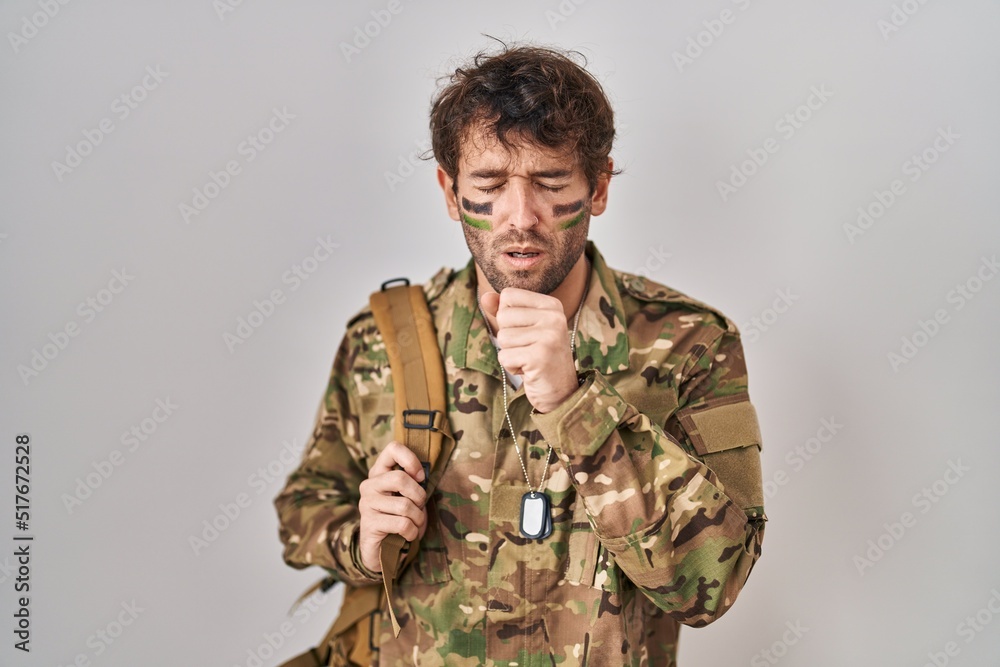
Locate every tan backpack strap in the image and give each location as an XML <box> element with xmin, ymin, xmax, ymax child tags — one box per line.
<box><xmin>327</xmin><ymin>585</ymin><xmax>383</xmax><ymax>642</ymax></box>
<box><xmin>275</xmin><ymin>647</ymin><xmax>323</xmax><ymax>667</ymax></box>
<box><xmin>279</xmin><ymin>278</ymin><xmax>451</xmax><ymax>666</ymax></box>
<box><xmin>278</xmin><ymin>583</ymin><xmax>384</xmax><ymax>667</ymax></box>
<box><xmin>369</xmin><ymin>278</ymin><xmax>451</xmax><ymax>638</ymax></box>
<box><xmin>286</xmin><ymin>575</ymin><xmax>337</xmax><ymax>616</ymax></box>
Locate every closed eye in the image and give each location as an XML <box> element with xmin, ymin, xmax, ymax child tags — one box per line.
<box><xmin>477</xmin><ymin>182</ymin><xmax>567</xmax><ymax>194</ymax></box>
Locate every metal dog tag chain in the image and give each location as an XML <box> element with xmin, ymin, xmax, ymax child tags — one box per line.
<box><xmin>478</xmin><ymin>259</ymin><xmax>590</xmax><ymax>542</ymax></box>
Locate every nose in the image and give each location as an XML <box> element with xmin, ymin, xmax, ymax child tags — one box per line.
<box><xmin>505</xmin><ymin>181</ymin><xmax>542</xmax><ymax>231</ymax></box>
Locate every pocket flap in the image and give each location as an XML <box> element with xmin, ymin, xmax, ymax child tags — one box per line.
<box><xmin>678</xmin><ymin>399</ymin><xmax>765</xmax><ymax>511</ymax></box>
<box><xmin>679</xmin><ymin>400</ymin><xmax>761</xmax><ymax>456</ymax></box>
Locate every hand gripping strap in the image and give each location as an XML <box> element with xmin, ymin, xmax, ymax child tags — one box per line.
<box><xmin>369</xmin><ymin>282</ymin><xmax>451</xmax><ymax>638</ymax></box>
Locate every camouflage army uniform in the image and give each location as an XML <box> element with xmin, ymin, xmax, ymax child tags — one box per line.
<box><xmin>274</xmin><ymin>240</ymin><xmax>767</xmax><ymax>666</ymax></box>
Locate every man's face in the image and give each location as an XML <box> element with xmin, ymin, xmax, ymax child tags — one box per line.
<box><xmin>437</xmin><ymin>125</ymin><xmax>610</xmax><ymax>295</ymax></box>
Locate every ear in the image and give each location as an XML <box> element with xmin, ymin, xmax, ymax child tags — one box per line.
<box><xmin>437</xmin><ymin>165</ymin><xmax>461</xmax><ymax>222</ymax></box>
<box><xmin>588</xmin><ymin>157</ymin><xmax>613</xmax><ymax>217</ymax></box>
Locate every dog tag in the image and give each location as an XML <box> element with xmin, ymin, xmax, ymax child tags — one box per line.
<box><xmin>520</xmin><ymin>491</ymin><xmax>552</xmax><ymax>539</ymax></box>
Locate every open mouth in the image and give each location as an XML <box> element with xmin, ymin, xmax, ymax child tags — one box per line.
<box><xmin>502</xmin><ymin>250</ymin><xmax>543</xmax><ymax>268</ymax></box>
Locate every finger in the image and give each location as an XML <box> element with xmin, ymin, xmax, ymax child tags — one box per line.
<box><xmin>366</xmin><ymin>502</ymin><xmax>427</xmax><ymax>535</ymax></box>
<box><xmin>479</xmin><ymin>291</ymin><xmax>500</xmax><ymax>318</ymax></box>
<box><xmin>364</xmin><ymin>494</ymin><xmax>427</xmax><ymax>528</ymax></box>
<box><xmin>495</xmin><ymin>323</ymin><xmax>563</xmax><ymax>350</ymax></box>
<box><xmin>369</xmin><ymin>440</ymin><xmax>426</xmax><ymax>482</ymax></box>
<box><xmin>367</xmin><ymin>511</ymin><xmax>425</xmax><ymax>543</ymax></box>
<box><xmin>362</xmin><ymin>469</ymin><xmax>427</xmax><ymax>507</ymax></box>
<box><xmin>498</xmin><ymin>287</ymin><xmax>559</xmax><ymax>309</ymax></box>
<box><xmin>495</xmin><ymin>307</ymin><xmax>561</xmax><ymax>332</ymax></box>
<box><xmin>496</xmin><ymin>348</ymin><xmax>527</xmax><ymax>377</ymax></box>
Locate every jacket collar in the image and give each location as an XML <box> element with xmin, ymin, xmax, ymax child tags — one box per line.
<box><xmin>443</xmin><ymin>241</ymin><xmax>630</xmax><ymax>382</ymax></box>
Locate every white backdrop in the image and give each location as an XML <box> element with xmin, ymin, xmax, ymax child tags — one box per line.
<box><xmin>2</xmin><ymin>1</ymin><xmax>999</xmax><ymax>665</ymax></box>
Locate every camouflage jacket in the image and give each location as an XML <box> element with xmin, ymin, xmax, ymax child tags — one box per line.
<box><xmin>274</xmin><ymin>240</ymin><xmax>767</xmax><ymax>666</ymax></box>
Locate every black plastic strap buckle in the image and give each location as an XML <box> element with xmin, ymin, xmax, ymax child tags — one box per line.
<box><xmin>402</xmin><ymin>410</ymin><xmax>436</xmax><ymax>489</ymax></box>
<box><xmin>402</xmin><ymin>409</ymin><xmax>439</xmax><ymax>430</ymax></box>
<box><xmin>380</xmin><ymin>277</ymin><xmax>410</xmax><ymax>291</ymax></box>
<box><xmin>369</xmin><ymin>608</ymin><xmax>380</xmax><ymax>653</ymax></box>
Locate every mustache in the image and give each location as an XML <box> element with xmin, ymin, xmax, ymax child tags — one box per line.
<box><xmin>491</xmin><ymin>230</ymin><xmax>552</xmax><ymax>250</ymax></box>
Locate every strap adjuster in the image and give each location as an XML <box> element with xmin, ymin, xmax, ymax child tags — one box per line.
<box><xmin>402</xmin><ymin>409</ymin><xmax>440</xmax><ymax>430</ymax></box>
<box><xmin>380</xmin><ymin>277</ymin><xmax>410</xmax><ymax>291</ymax></box>
<box><xmin>369</xmin><ymin>608</ymin><xmax>380</xmax><ymax>653</ymax></box>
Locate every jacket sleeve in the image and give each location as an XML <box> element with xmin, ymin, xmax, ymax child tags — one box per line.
<box><xmin>272</xmin><ymin>329</ymin><xmax>383</xmax><ymax>587</ymax></box>
<box><xmin>531</xmin><ymin>323</ymin><xmax>766</xmax><ymax>627</ymax></box>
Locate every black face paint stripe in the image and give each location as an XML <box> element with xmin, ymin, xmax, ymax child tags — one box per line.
<box><xmin>552</xmin><ymin>199</ymin><xmax>585</xmax><ymax>217</ymax></box>
<box><xmin>461</xmin><ymin>197</ymin><xmax>492</xmax><ymax>215</ymax></box>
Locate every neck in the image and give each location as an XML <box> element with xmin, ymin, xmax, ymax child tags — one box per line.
<box><xmin>553</xmin><ymin>254</ymin><xmax>591</xmax><ymax>321</ymax></box>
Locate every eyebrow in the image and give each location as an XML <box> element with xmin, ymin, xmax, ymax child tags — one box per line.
<box><xmin>468</xmin><ymin>168</ymin><xmax>574</xmax><ymax>180</ymax></box>
<box><xmin>532</xmin><ymin>169</ymin><xmax>573</xmax><ymax>179</ymax></box>
<box><xmin>468</xmin><ymin>168</ymin><xmax>506</xmax><ymax>180</ymax></box>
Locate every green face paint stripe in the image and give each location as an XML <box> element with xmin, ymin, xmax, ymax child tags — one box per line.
<box><xmin>461</xmin><ymin>212</ymin><xmax>492</xmax><ymax>230</ymax></box>
<box><xmin>558</xmin><ymin>210</ymin><xmax>586</xmax><ymax>230</ymax></box>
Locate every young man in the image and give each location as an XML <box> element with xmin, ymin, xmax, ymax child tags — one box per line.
<box><xmin>275</xmin><ymin>43</ymin><xmax>767</xmax><ymax>666</ymax></box>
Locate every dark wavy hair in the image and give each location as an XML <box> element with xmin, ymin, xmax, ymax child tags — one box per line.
<box><xmin>429</xmin><ymin>41</ymin><xmax>620</xmax><ymax>193</ymax></box>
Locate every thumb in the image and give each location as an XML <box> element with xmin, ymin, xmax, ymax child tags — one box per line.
<box><xmin>480</xmin><ymin>291</ymin><xmax>500</xmax><ymax>319</ymax></box>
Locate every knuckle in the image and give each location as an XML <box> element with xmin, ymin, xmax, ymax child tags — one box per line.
<box><xmin>394</xmin><ymin>516</ymin><xmax>411</xmax><ymax>535</ymax></box>
<box><xmin>392</xmin><ymin>469</ymin><xmax>413</xmax><ymax>488</ymax></box>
